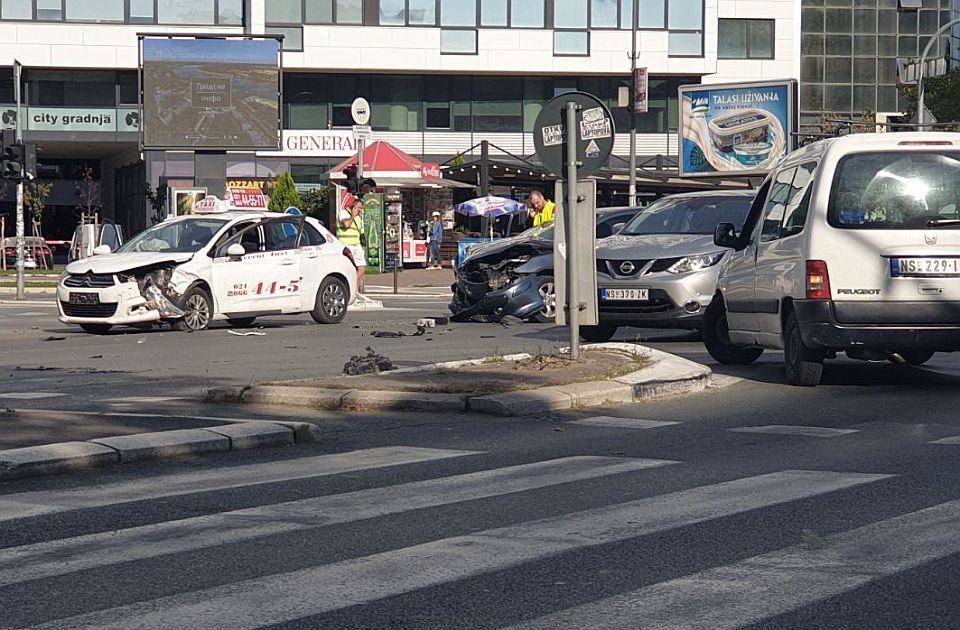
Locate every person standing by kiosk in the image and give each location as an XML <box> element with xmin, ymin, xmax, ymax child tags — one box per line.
<box><xmin>338</xmin><ymin>199</ymin><xmax>366</xmax><ymax>292</ymax></box>
<box><xmin>427</xmin><ymin>211</ymin><xmax>444</xmax><ymax>269</ymax></box>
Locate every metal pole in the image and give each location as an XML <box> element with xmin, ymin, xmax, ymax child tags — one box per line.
<box><xmin>917</xmin><ymin>17</ymin><xmax>960</xmax><ymax>128</ymax></box>
<box><xmin>565</xmin><ymin>101</ymin><xmax>580</xmax><ymax>360</ymax></box>
<box><xmin>628</xmin><ymin>2</ymin><xmax>637</xmax><ymax>207</ymax></box>
<box><xmin>14</xmin><ymin>60</ymin><xmax>24</xmax><ymax>301</ymax></box>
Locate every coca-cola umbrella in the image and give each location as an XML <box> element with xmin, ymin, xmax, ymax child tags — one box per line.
<box><xmin>456</xmin><ymin>196</ymin><xmax>527</xmax><ymax>240</ymax></box>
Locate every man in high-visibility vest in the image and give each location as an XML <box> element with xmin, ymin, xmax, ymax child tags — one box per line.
<box><xmin>528</xmin><ymin>189</ymin><xmax>555</xmax><ymax>226</ymax></box>
<box><xmin>338</xmin><ymin>198</ymin><xmax>366</xmax><ymax>292</ymax></box>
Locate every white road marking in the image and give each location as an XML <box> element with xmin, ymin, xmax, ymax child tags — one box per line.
<box><xmin>103</xmin><ymin>397</ymin><xmax>189</xmax><ymax>403</ymax></box>
<box><xmin>0</xmin><ymin>392</ymin><xmax>67</xmax><ymax>400</ymax></box>
<box><xmin>569</xmin><ymin>417</ymin><xmax>680</xmax><ymax>430</ymax></box>
<box><xmin>0</xmin><ymin>456</ymin><xmax>676</xmax><ymax>586</ymax></box>
<box><xmin>0</xmin><ymin>446</ymin><xmax>482</xmax><ymax>522</ymax></box>
<box><xmin>730</xmin><ymin>425</ymin><xmax>859</xmax><ymax>438</ymax></box>
<box><xmin>34</xmin><ymin>470</ymin><xmax>891</xmax><ymax>630</ymax></box>
<box><xmin>929</xmin><ymin>436</ymin><xmax>960</xmax><ymax>445</ymax></box>
<box><xmin>505</xmin><ymin>498</ymin><xmax>960</xmax><ymax>630</ymax></box>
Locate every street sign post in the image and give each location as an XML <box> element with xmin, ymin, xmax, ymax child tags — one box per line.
<box><xmin>533</xmin><ymin>92</ymin><xmax>614</xmax><ymax>359</ymax></box>
<box><xmin>350</xmin><ymin>97</ymin><xmax>371</xmax><ymax>184</ymax></box>
<box><xmin>352</xmin><ymin>125</ymin><xmax>372</xmax><ymax>142</ymax></box>
<box><xmin>554</xmin><ymin>179</ymin><xmax>598</xmax><ymax>330</ymax></box>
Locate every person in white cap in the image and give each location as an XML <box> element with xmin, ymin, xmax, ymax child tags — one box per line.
<box><xmin>427</xmin><ymin>211</ymin><xmax>444</xmax><ymax>269</ymax></box>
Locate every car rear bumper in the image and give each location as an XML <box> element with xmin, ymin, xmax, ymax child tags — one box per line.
<box><xmin>793</xmin><ymin>300</ymin><xmax>960</xmax><ymax>351</ymax></box>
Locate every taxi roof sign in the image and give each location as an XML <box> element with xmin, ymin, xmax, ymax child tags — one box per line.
<box><xmin>193</xmin><ymin>196</ymin><xmax>226</xmax><ymax>213</ymax></box>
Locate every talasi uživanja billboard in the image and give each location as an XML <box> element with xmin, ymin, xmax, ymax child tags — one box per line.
<box><xmin>679</xmin><ymin>80</ymin><xmax>797</xmax><ymax>177</ymax></box>
<box><xmin>141</xmin><ymin>37</ymin><xmax>281</xmax><ymax>150</ymax></box>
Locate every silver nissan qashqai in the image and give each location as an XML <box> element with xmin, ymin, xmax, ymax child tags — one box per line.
<box><xmin>580</xmin><ymin>190</ymin><xmax>756</xmax><ymax>342</ymax></box>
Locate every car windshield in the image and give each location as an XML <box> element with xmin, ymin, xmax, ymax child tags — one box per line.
<box><xmin>828</xmin><ymin>152</ymin><xmax>960</xmax><ymax>229</ymax></box>
<box><xmin>116</xmin><ymin>218</ymin><xmax>228</xmax><ymax>253</ymax></box>
<box><xmin>621</xmin><ymin>195</ymin><xmax>752</xmax><ymax>235</ymax></box>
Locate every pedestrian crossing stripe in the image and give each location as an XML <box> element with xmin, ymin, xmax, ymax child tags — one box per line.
<box><xmin>0</xmin><ymin>456</ymin><xmax>677</xmax><ymax>587</ymax></box>
<box><xmin>30</xmin><ymin>470</ymin><xmax>891</xmax><ymax>630</ymax></box>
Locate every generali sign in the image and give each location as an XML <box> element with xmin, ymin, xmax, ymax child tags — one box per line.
<box><xmin>258</xmin><ymin>130</ymin><xmax>359</xmax><ymax>157</ymax></box>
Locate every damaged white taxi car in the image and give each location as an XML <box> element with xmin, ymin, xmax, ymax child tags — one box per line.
<box><xmin>57</xmin><ymin>211</ymin><xmax>358</xmax><ymax>334</ymax></box>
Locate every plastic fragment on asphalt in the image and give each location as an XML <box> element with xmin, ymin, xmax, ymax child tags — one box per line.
<box><xmin>228</xmin><ymin>330</ymin><xmax>267</xmax><ymax>336</ymax></box>
<box><xmin>43</xmin><ymin>336</ymin><xmax>66</xmax><ymax>341</ymax></box>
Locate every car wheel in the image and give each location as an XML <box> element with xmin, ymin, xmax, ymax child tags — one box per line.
<box><xmin>174</xmin><ymin>286</ymin><xmax>213</xmax><ymax>332</ymax></box>
<box><xmin>579</xmin><ymin>323</ymin><xmax>618</xmax><ymax>343</ymax></box>
<box><xmin>79</xmin><ymin>324</ymin><xmax>111</xmax><ymax>334</ymax></box>
<box><xmin>311</xmin><ymin>276</ymin><xmax>348</xmax><ymax>324</ymax></box>
<box><xmin>226</xmin><ymin>317</ymin><xmax>257</xmax><ymax>328</ymax></box>
<box><xmin>893</xmin><ymin>349</ymin><xmax>935</xmax><ymax>365</ymax></box>
<box><xmin>530</xmin><ymin>275</ymin><xmax>556</xmax><ymax>323</ymax></box>
<box><xmin>783</xmin><ymin>310</ymin><xmax>825</xmax><ymax>386</ymax></box>
<box><xmin>702</xmin><ymin>298</ymin><xmax>763</xmax><ymax>365</ymax></box>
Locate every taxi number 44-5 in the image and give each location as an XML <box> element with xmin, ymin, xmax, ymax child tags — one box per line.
<box><xmin>255</xmin><ymin>279</ymin><xmax>301</xmax><ymax>295</ymax></box>
<box><xmin>892</xmin><ymin>258</ymin><xmax>960</xmax><ymax>276</ymax></box>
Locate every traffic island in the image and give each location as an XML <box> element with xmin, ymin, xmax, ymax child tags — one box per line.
<box><xmin>210</xmin><ymin>343</ymin><xmax>713</xmax><ymax>416</ymax></box>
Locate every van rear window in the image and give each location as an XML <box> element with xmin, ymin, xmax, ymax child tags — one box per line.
<box><xmin>828</xmin><ymin>152</ymin><xmax>960</xmax><ymax>229</ymax></box>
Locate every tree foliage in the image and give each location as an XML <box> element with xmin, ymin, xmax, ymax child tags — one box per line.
<box><xmin>75</xmin><ymin>166</ymin><xmax>102</xmax><ymax>215</ymax></box>
<box><xmin>298</xmin><ymin>186</ymin><xmax>331</xmax><ymax>221</ymax></box>
<box><xmin>268</xmin><ymin>171</ymin><xmax>302</xmax><ymax>213</ymax></box>
<box><xmin>899</xmin><ymin>69</ymin><xmax>960</xmax><ymax>126</ymax></box>
<box><xmin>23</xmin><ymin>181</ymin><xmax>52</xmax><ymax>219</ymax></box>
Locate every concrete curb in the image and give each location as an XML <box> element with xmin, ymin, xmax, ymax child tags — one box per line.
<box><xmin>0</xmin><ymin>420</ymin><xmax>314</xmax><ymax>481</ymax></box>
<box><xmin>220</xmin><ymin>343</ymin><xmax>712</xmax><ymax>417</ymax></box>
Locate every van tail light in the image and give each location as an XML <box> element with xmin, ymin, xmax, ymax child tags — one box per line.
<box><xmin>342</xmin><ymin>246</ymin><xmax>357</xmax><ymax>268</ymax></box>
<box><xmin>806</xmin><ymin>260</ymin><xmax>831</xmax><ymax>300</ymax></box>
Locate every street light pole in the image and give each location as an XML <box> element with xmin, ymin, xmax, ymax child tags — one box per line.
<box><xmin>14</xmin><ymin>60</ymin><xmax>24</xmax><ymax>301</ymax></box>
<box><xmin>628</xmin><ymin>1</ymin><xmax>638</xmax><ymax>207</ymax></box>
<box><xmin>917</xmin><ymin>17</ymin><xmax>960</xmax><ymax>128</ymax></box>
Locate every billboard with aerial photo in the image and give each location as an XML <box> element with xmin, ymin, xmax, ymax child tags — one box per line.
<box><xmin>678</xmin><ymin>80</ymin><xmax>797</xmax><ymax>177</ymax></box>
<box><xmin>141</xmin><ymin>37</ymin><xmax>281</xmax><ymax>150</ymax></box>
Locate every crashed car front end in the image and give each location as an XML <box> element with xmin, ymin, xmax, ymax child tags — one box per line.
<box><xmin>449</xmin><ymin>252</ymin><xmax>544</xmax><ymax>322</ymax></box>
<box><xmin>57</xmin><ymin>258</ymin><xmax>194</xmax><ymax>327</ymax></box>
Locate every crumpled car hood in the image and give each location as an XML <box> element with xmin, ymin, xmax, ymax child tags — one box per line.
<box><xmin>65</xmin><ymin>252</ymin><xmax>194</xmax><ymax>275</ymax></box>
<box><xmin>596</xmin><ymin>233</ymin><xmax>718</xmax><ymax>260</ymax></box>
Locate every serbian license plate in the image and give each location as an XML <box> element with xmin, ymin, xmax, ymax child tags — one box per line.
<box><xmin>891</xmin><ymin>257</ymin><xmax>960</xmax><ymax>276</ymax></box>
<box><xmin>69</xmin><ymin>292</ymin><xmax>100</xmax><ymax>305</ymax></box>
<box><xmin>601</xmin><ymin>288</ymin><xmax>649</xmax><ymax>301</ymax></box>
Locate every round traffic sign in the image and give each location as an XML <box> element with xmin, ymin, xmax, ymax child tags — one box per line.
<box><xmin>351</xmin><ymin>97</ymin><xmax>371</xmax><ymax>126</ymax></box>
<box><xmin>533</xmin><ymin>92</ymin><xmax>615</xmax><ymax>179</ymax></box>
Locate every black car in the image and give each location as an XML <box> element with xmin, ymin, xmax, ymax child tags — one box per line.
<box><xmin>449</xmin><ymin>207</ymin><xmax>641</xmax><ymax>323</ymax></box>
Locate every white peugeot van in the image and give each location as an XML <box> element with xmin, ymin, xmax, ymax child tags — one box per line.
<box><xmin>703</xmin><ymin>132</ymin><xmax>960</xmax><ymax>386</ymax></box>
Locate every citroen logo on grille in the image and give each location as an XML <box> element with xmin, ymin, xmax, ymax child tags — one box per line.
<box><xmin>619</xmin><ymin>261</ymin><xmax>636</xmax><ymax>275</ymax></box>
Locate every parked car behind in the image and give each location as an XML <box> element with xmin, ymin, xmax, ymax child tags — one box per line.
<box><xmin>450</xmin><ymin>206</ymin><xmax>641</xmax><ymax>323</ymax></box>
<box><xmin>580</xmin><ymin>190</ymin><xmax>756</xmax><ymax>342</ymax></box>
<box><xmin>3</xmin><ymin>236</ymin><xmax>53</xmax><ymax>269</ymax></box>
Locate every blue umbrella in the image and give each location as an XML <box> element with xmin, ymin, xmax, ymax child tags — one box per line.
<box><xmin>455</xmin><ymin>195</ymin><xmax>526</xmax><ymax>218</ymax></box>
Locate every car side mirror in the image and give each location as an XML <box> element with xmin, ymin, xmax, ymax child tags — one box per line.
<box><xmin>92</xmin><ymin>245</ymin><xmax>111</xmax><ymax>255</ymax></box>
<box><xmin>612</xmin><ymin>222</ymin><xmax>626</xmax><ymax>234</ymax></box>
<box><xmin>226</xmin><ymin>243</ymin><xmax>246</xmax><ymax>259</ymax></box>
<box><xmin>714</xmin><ymin>222</ymin><xmax>739</xmax><ymax>249</ymax></box>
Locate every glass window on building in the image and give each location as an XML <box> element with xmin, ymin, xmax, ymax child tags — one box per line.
<box><xmin>523</xmin><ymin>77</ymin><xmax>551</xmax><ymax>132</ymax></box>
<box><xmin>380</xmin><ymin>0</ymin><xmax>406</xmax><ymax>24</ymax></box>
<box><xmin>118</xmin><ymin>71</ymin><xmax>138</xmax><ymax>105</ymax></box>
<box><xmin>284</xmin><ymin>74</ymin><xmax>330</xmax><ymax>129</ymax></box>
<box><xmin>37</xmin><ymin>0</ymin><xmax>62</xmax><ymax>20</ymax></box>
<box><xmin>2</xmin><ymin>0</ymin><xmax>32</xmax><ymax>19</ymax></box>
<box><xmin>555</xmin><ymin>0</ymin><xmax>588</xmax><ymax>28</ymax></box>
<box><xmin>65</xmin><ymin>0</ymin><xmax>124</xmax><ymax>22</ymax></box>
<box><xmin>266</xmin><ymin>0</ymin><xmax>301</xmax><ymax>23</ymax></box>
<box><xmin>668</xmin><ymin>0</ymin><xmax>702</xmax><ymax>30</ymax></box>
<box><xmin>480</xmin><ymin>0</ymin><xmax>508</xmax><ymax>26</ymax></box>
<box><xmin>331</xmin><ymin>76</ymin><xmax>370</xmax><ymax>127</ymax></box>
<box><xmin>129</xmin><ymin>0</ymin><xmax>154</xmax><ymax>22</ymax></box>
<box><xmin>511</xmin><ymin>0</ymin><xmax>545</xmax><ymax>27</ymax></box>
<box><xmin>157</xmin><ymin>0</ymin><xmax>216</xmax><ymax>24</ymax></box>
<box><xmin>452</xmin><ymin>77</ymin><xmax>472</xmax><ymax>131</ymax></box>
<box><xmin>638</xmin><ymin>0</ymin><xmax>665</xmax><ymax>28</ymax></box>
<box><xmin>218</xmin><ymin>0</ymin><xmax>243</xmax><ymax>24</ymax></box>
<box><xmin>441</xmin><ymin>29</ymin><xmax>478</xmax><ymax>53</ymax></box>
<box><xmin>29</xmin><ymin>70</ymin><xmax>118</xmax><ymax>107</ymax></box>
<box><xmin>472</xmin><ymin>77</ymin><xmax>522</xmax><ymax>132</ymax></box>
<box><xmin>718</xmin><ymin>19</ymin><xmax>775</xmax><ymax>58</ymax></box>
<box><xmin>305</xmin><ymin>0</ymin><xmax>334</xmax><ymax>22</ymax></box>
<box><xmin>441</xmin><ymin>0</ymin><xmax>476</xmax><ymax>26</ymax></box>
<box><xmin>336</xmin><ymin>0</ymin><xmax>362</xmax><ymax>23</ymax></box>
<box><xmin>266</xmin><ymin>26</ymin><xmax>304</xmax><ymax>51</ymax></box>
<box><xmin>554</xmin><ymin>30</ymin><xmax>589</xmax><ymax>55</ymax></box>
<box><xmin>592</xmin><ymin>0</ymin><xmax>619</xmax><ymax>27</ymax></box>
<box><xmin>371</xmin><ymin>75</ymin><xmax>421</xmax><ymax>131</ymax></box>
<box><xmin>668</xmin><ymin>31</ymin><xmax>702</xmax><ymax>56</ymax></box>
<box><xmin>424</xmin><ymin>76</ymin><xmax>452</xmax><ymax>128</ymax></box>
<box><xmin>408</xmin><ymin>0</ymin><xmax>436</xmax><ymax>24</ymax></box>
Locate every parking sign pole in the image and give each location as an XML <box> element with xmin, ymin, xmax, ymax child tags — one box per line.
<box><xmin>565</xmin><ymin>101</ymin><xmax>580</xmax><ymax>360</ymax></box>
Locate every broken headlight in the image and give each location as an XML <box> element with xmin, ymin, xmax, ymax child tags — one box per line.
<box><xmin>666</xmin><ymin>252</ymin><xmax>725</xmax><ymax>274</ymax></box>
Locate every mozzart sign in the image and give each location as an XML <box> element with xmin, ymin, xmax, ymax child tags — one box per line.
<box><xmin>258</xmin><ymin>130</ymin><xmax>360</xmax><ymax>157</ymax></box>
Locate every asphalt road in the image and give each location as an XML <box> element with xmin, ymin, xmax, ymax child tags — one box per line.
<box><xmin>2</xmin><ymin>293</ymin><xmax>960</xmax><ymax>628</ymax></box>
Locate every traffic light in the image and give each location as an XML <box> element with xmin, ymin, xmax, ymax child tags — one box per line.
<box><xmin>1</xmin><ymin>129</ymin><xmax>23</xmax><ymax>180</ymax></box>
<box><xmin>343</xmin><ymin>164</ymin><xmax>360</xmax><ymax>195</ymax></box>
